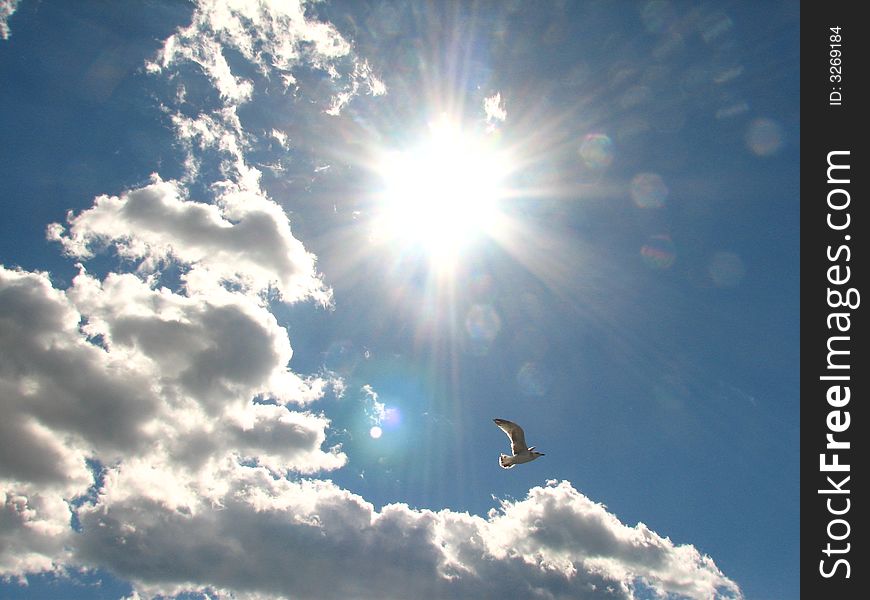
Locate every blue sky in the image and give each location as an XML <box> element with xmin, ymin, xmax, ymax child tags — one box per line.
<box><xmin>1</xmin><ymin>1</ymin><xmax>798</xmax><ymax>599</ymax></box>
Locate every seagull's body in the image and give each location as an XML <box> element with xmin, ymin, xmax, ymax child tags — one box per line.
<box><xmin>493</xmin><ymin>418</ymin><xmax>545</xmax><ymax>469</ymax></box>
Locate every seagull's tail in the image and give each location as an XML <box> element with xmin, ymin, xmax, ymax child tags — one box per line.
<box><xmin>499</xmin><ymin>454</ymin><xmax>515</xmax><ymax>469</ymax></box>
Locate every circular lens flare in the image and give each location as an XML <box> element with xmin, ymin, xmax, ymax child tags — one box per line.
<box><xmin>579</xmin><ymin>133</ymin><xmax>614</xmax><ymax>170</ymax></box>
<box><xmin>630</xmin><ymin>172</ymin><xmax>668</xmax><ymax>208</ymax></box>
<box><xmin>641</xmin><ymin>234</ymin><xmax>676</xmax><ymax>269</ymax></box>
<box><xmin>746</xmin><ymin>118</ymin><xmax>784</xmax><ymax>156</ymax></box>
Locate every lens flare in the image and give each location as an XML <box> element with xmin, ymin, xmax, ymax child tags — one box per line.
<box><xmin>579</xmin><ymin>133</ymin><xmax>614</xmax><ymax>170</ymax></box>
<box><xmin>324</xmin><ymin>340</ymin><xmax>359</xmax><ymax>374</ymax></box>
<box><xmin>465</xmin><ymin>304</ymin><xmax>502</xmax><ymax>343</ymax></box>
<box><xmin>641</xmin><ymin>234</ymin><xmax>676</xmax><ymax>269</ymax></box>
<box><xmin>517</xmin><ymin>361</ymin><xmax>549</xmax><ymax>397</ymax></box>
<box><xmin>630</xmin><ymin>172</ymin><xmax>668</xmax><ymax>208</ymax></box>
<box><xmin>382</xmin><ymin>407</ymin><xmax>402</xmax><ymax>428</ymax></box>
<box><xmin>746</xmin><ymin>118</ymin><xmax>784</xmax><ymax>156</ymax></box>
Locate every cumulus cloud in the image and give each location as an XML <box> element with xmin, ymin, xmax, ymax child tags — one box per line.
<box><xmin>0</xmin><ymin>268</ymin><xmax>159</xmax><ymax>461</ymax></box>
<box><xmin>0</xmin><ymin>488</ymin><xmax>72</xmax><ymax>576</ymax></box>
<box><xmin>0</xmin><ymin>264</ymin><xmax>345</xmax><ymax>578</ymax></box>
<box><xmin>223</xmin><ymin>403</ymin><xmax>345</xmax><ymax>473</ymax></box>
<box><xmin>0</xmin><ymin>267</ymin><xmax>141</xmax><ymax>576</ymax></box>
<box><xmin>70</xmin><ymin>476</ymin><xmax>739</xmax><ymax>600</ymax></box>
<box><xmin>49</xmin><ymin>177</ymin><xmax>330</xmax><ymax>305</ymax></box>
<box><xmin>486</xmin><ymin>481</ymin><xmax>740</xmax><ymax>599</ymax></box>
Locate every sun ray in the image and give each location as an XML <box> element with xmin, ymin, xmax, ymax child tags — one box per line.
<box><xmin>372</xmin><ymin>116</ymin><xmax>513</xmax><ymax>269</ymax></box>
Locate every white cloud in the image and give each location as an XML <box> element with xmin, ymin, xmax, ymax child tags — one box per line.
<box><xmin>223</xmin><ymin>403</ymin><xmax>345</xmax><ymax>473</ymax></box>
<box><xmin>0</xmin><ymin>268</ymin><xmax>160</xmax><ymax>461</ymax></box>
<box><xmin>49</xmin><ymin>177</ymin><xmax>330</xmax><ymax>305</ymax></box>
<box><xmin>142</xmin><ymin>0</ymin><xmax>386</xmax><ymax>250</ymax></box>
<box><xmin>0</xmin><ymin>489</ymin><xmax>72</xmax><ymax>576</ymax></box>
<box><xmin>484</xmin><ymin>92</ymin><xmax>507</xmax><ymax>126</ymax></box>
<box><xmin>0</xmin><ymin>267</ymin><xmax>149</xmax><ymax>577</ymax></box>
<box><xmin>169</xmin><ymin>107</ymin><xmax>265</xmax><ymax>192</ymax></box>
<box><xmin>326</xmin><ymin>59</ymin><xmax>387</xmax><ymax>116</ymax></box>
<box><xmin>69</xmin><ymin>476</ymin><xmax>740</xmax><ymax>600</ymax></box>
<box><xmin>486</xmin><ymin>481</ymin><xmax>741</xmax><ymax>599</ymax></box>
<box><xmin>270</xmin><ymin>128</ymin><xmax>289</xmax><ymax>149</ymax></box>
<box><xmin>0</xmin><ymin>0</ymin><xmax>20</xmax><ymax>40</ymax></box>
<box><xmin>0</xmin><ymin>265</ymin><xmax>344</xmax><ymax>578</ymax></box>
<box><xmin>361</xmin><ymin>383</ymin><xmax>385</xmax><ymax>426</ymax></box>
<box><xmin>69</xmin><ymin>270</ymin><xmax>286</xmax><ymax>407</ymax></box>
<box><xmin>147</xmin><ymin>0</ymin><xmax>378</xmax><ymax>114</ymax></box>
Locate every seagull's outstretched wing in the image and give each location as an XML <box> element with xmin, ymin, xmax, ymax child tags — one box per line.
<box><xmin>493</xmin><ymin>418</ymin><xmax>528</xmax><ymax>454</ymax></box>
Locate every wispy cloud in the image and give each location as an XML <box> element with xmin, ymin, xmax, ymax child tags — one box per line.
<box><xmin>361</xmin><ymin>383</ymin><xmax>386</xmax><ymax>427</ymax></box>
<box><xmin>484</xmin><ymin>92</ymin><xmax>507</xmax><ymax>128</ymax></box>
<box><xmin>146</xmin><ymin>0</ymin><xmax>380</xmax><ymax>113</ymax></box>
<box><xmin>0</xmin><ymin>0</ymin><xmax>20</xmax><ymax>40</ymax></box>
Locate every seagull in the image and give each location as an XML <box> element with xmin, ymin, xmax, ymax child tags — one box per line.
<box><xmin>493</xmin><ymin>418</ymin><xmax>545</xmax><ymax>469</ymax></box>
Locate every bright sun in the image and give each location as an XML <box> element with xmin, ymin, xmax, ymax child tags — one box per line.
<box><xmin>374</xmin><ymin>117</ymin><xmax>511</xmax><ymax>263</ymax></box>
